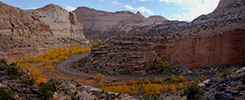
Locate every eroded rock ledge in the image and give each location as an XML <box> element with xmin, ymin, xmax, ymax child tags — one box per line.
<box><xmin>72</xmin><ymin>28</ymin><xmax>245</xmax><ymax>75</ymax></box>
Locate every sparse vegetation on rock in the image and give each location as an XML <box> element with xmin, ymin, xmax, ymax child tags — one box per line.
<box><xmin>184</xmin><ymin>81</ymin><xmax>204</xmax><ymax>99</ymax></box>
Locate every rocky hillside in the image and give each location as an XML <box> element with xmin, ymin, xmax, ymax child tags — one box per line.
<box><xmin>197</xmin><ymin>67</ymin><xmax>245</xmax><ymax>100</ymax></box>
<box><xmin>0</xmin><ymin>2</ymin><xmax>88</xmax><ymax>63</ymax></box>
<box><xmin>73</xmin><ymin>29</ymin><xmax>245</xmax><ymax>75</ymax></box>
<box><xmin>128</xmin><ymin>0</ymin><xmax>244</xmax><ymax>38</ymax></box>
<box><xmin>0</xmin><ymin>60</ymin><xmax>135</xmax><ymax>100</ymax></box>
<box><xmin>73</xmin><ymin>7</ymin><xmax>168</xmax><ymax>40</ymax></box>
<box><xmin>72</xmin><ymin>0</ymin><xmax>245</xmax><ymax>75</ymax></box>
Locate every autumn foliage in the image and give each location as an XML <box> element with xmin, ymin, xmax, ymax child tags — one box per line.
<box><xmin>97</xmin><ymin>77</ymin><xmax>187</xmax><ymax>96</ymax></box>
<box><xmin>14</xmin><ymin>44</ymin><xmax>91</xmax><ymax>85</ymax></box>
<box><xmin>95</xmin><ymin>73</ymin><xmax>104</xmax><ymax>82</ymax></box>
<box><xmin>44</xmin><ymin>65</ymin><xmax>54</xmax><ymax>70</ymax></box>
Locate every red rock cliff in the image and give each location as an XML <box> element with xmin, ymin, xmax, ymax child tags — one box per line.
<box><xmin>154</xmin><ymin>29</ymin><xmax>245</xmax><ymax>68</ymax></box>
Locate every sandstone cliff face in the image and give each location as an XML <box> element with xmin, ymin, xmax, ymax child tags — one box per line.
<box><xmin>25</xmin><ymin>4</ymin><xmax>86</xmax><ymax>41</ymax></box>
<box><xmin>74</xmin><ymin>0</ymin><xmax>245</xmax><ymax>75</ymax></box>
<box><xmin>73</xmin><ymin>7</ymin><xmax>168</xmax><ymax>40</ymax></box>
<box><xmin>0</xmin><ymin>2</ymin><xmax>88</xmax><ymax>63</ymax></box>
<box><xmin>154</xmin><ymin>28</ymin><xmax>245</xmax><ymax>68</ymax></box>
<box><xmin>75</xmin><ymin>28</ymin><xmax>245</xmax><ymax>75</ymax></box>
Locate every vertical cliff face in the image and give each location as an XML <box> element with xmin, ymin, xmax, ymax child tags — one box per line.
<box><xmin>0</xmin><ymin>2</ymin><xmax>88</xmax><ymax>63</ymax></box>
<box><xmin>75</xmin><ymin>0</ymin><xmax>245</xmax><ymax>75</ymax></box>
<box><xmin>154</xmin><ymin>28</ymin><xmax>245</xmax><ymax>68</ymax></box>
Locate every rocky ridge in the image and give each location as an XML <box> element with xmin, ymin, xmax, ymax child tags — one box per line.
<box><xmin>73</xmin><ymin>7</ymin><xmax>168</xmax><ymax>40</ymax></box>
<box><xmin>72</xmin><ymin>0</ymin><xmax>245</xmax><ymax>75</ymax></box>
<box><xmin>0</xmin><ymin>2</ymin><xmax>88</xmax><ymax>63</ymax></box>
<box><xmin>128</xmin><ymin>0</ymin><xmax>245</xmax><ymax>38</ymax></box>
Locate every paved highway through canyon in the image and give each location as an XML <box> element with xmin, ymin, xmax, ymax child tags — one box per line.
<box><xmin>60</xmin><ymin>53</ymin><xmax>213</xmax><ymax>79</ymax></box>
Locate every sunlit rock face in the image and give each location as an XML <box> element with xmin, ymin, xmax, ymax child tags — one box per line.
<box><xmin>73</xmin><ymin>7</ymin><xmax>168</xmax><ymax>40</ymax></box>
<box><xmin>0</xmin><ymin>2</ymin><xmax>88</xmax><ymax>63</ymax></box>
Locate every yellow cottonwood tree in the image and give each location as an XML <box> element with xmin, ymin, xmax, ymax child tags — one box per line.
<box><xmin>44</xmin><ymin>65</ymin><xmax>54</xmax><ymax>70</ymax></box>
<box><xmin>35</xmin><ymin>77</ymin><xmax>47</xmax><ymax>85</ymax></box>
<box><xmin>129</xmin><ymin>79</ymin><xmax>135</xmax><ymax>84</ymax></box>
<box><xmin>95</xmin><ymin>73</ymin><xmax>104</xmax><ymax>82</ymax></box>
<box><xmin>30</xmin><ymin>67</ymin><xmax>42</xmax><ymax>78</ymax></box>
<box><xmin>108</xmin><ymin>77</ymin><xmax>114</xmax><ymax>84</ymax></box>
<box><xmin>137</xmin><ymin>77</ymin><xmax>143</xmax><ymax>83</ymax></box>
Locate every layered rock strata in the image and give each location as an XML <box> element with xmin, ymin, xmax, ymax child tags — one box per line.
<box><xmin>73</xmin><ymin>0</ymin><xmax>245</xmax><ymax>75</ymax></box>
<box><xmin>0</xmin><ymin>2</ymin><xmax>88</xmax><ymax>63</ymax></box>
<box><xmin>73</xmin><ymin>7</ymin><xmax>168</xmax><ymax>40</ymax></box>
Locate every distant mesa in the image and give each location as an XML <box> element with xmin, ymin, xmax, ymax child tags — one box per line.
<box><xmin>73</xmin><ymin>7</ymin><xmax>168</xmax><ymax>40</ymax></box>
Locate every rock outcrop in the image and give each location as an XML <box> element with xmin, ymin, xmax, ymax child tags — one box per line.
<box><xmin>72</xmin><ymin>0</ymin><xmax>245</xmax><ymax>75</ymax></box>
<box><xmin>0</xmin><ymin>2</ymin><xmax>88</xmax><ymax>63</ymax></box>
<box><xmin>71</xmin><ymin>36</ymin><xmax>162</xmax><ymax>75</ymax></box>
<box><xmin>128</xmin><ymin>0</ymin><xmax>245</xmax><ymax>38</ymax></box>
<box><xmin>0</xmin><ymin>60</ymin><xmax>136</xmax><ymax>100</ymax></box>
<box><xmin>198</xmin><ymin>67</ymin><xmax>245</xmax><ymax>100</ymax></box>
<box><xmin>25</xmin><ymin>4</ymin><xmax>86</xmax><ymax>41</ymax></box>
<box><xmin>73</xmin><ymin>7</ymin><xmax>168</xmax><ymax>40</ymax></box>
<box><xmin>154</xmin><ymin>28</ymin><xmax>245</xmax><ymax>68</ymax></box>
<box><xmin>73</xmin><ymin>29</ymin><xmax>245</xmax><ymax>75</ymax></box>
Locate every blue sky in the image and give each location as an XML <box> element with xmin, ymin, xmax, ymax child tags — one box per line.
<box><xmin>0</xmin><ymin>0</ymin><xmax>220</xmax><ymax>21</ymax></box>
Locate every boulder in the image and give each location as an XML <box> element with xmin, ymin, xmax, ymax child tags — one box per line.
<box><xmin>15</xmin><ymin>88</ymin><xmax>22</xmax><ymax>93</ymax></box>
<box><xmin>74</xmin><ymin>91</ymin><xmax>96</xmax><ymax>100</ymax></box>
<box><xmin>215</xmin><ymin>92</ymin><xmax>234</xmax><ymax>100</ymax></box>
<box><xmin>0</xmin><ymin>71</ymin><xmax>5</xmax><ymax>75</ymax></box>
<box><xmin>198</xmin><ymin>79</ymin><xmax>210</xmax><ymax>88</ymax></box>
<box><xmin>236</xmin><ymin>67</ymin><xmax>245</xmax><ymax>73</ymax></box>
<box><xmin>53</xmin><ymin>92</ymin><xmax>71</xmax><ymax>100</ymax></box>
<box><xmin>238</xmin><ymin>86</ymin><xmax>245</xmax><ymax>91</ymax></box>
<box><xmin>31</xmin><ymin>88</ymin><xmax>39</xmax><ymax>94</ymax></box>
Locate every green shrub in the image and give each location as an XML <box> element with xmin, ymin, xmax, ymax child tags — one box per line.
<box><xmin>184</xmin><ymin>81</ymin><xmax>204</xmax><ymax>100</ymax></box>
<box><xmin>38</xmin><ymin>82</ymin><xmax>56</xmax><ymax>100</ymax></box>
<box><xmin>20</xmin><ymin>78</ymin><xmax>35</xmax><ymax>85</ymax></box>
<box><xmin>0</xmin><ymin>65</ymin><xmax>6</xmax><ymax>70</ymax></box>
<box><xmin>7</xmin><ymin>66</ymin><xmax>23</xmax><ymax>79</ymax></box>
<box><xmin>155</xmin><ymin>61</ymin><xmax>170</xmax><ymax>72</ymax></box>
<box><xmin>242</xmin><ymin>78</ymin><xmax>245</xmax><ymax>85</ymax></box>
<box><xmin>0</xmin><ymin>88</ymin><xmax>15</xmax><ymax>100</ymax></box>
<box><xmin>0</xmin><ymin>59</ymin><xmax>7</xmax><ymax>64</ymax></box>
<box><xmin>223</xmin><ymin>71</ymin><xmax>233</xmax><ymax>77</ymax></box>
<box><xmin>216</xmin><ymin>85</ymin><xmax>221</xmax><ymax>91</ymax></box>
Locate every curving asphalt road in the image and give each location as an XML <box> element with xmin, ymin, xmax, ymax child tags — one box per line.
<box><xmin>60</xmin><ymin>53</ymin><xmax>214</xmax><ymax>79</ymax></box>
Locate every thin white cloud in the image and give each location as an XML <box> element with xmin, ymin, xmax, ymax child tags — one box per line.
<box><xmin>124</xmin><ymin>5</ymin><xmax>135</xmax><ymax>10</ymax></box>
<box><xmin>65</xmin><ymin>4</ymin><xmax>76</xmax><ymax>11</ymax></box>
<box><xmin>98</xmin><ymin>0</ymin><xmax>105</xmax><ymax>2</ymax></box>
<box><xmin>160</xmin><ymin>0</ymin><xmax>219</xmax><ymax>21</ymax></box>
<box><xmin>124</xmin><ymin>5</ymin><xmax>154</xmax><ymax>15</ymax></box>
<box><xmin>112</xmin><ymin>1</ymin><xmax>122</xmax><ymax>5</ymax></box>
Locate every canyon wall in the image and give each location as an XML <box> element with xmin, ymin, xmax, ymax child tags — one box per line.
<box><xmin>0</xmin><ymin>2</ymin><xmax>88</xmax><ymax>63</ymax></box>
<box><xmin>75</xmin><ymin>0</ymin><xmax>245</xmax><ymax>75</ymax></box>
<box><xmin>155</xmin><ymin>28</ymin><xmax>245</xmax><ymax>68</ymax></box>
<box><xmin>73</xmin><ymin>7</ymin><xmax>168</xmax><ymax>40</ymax></box>
<box><xmin>76</xmin><ymin>29</ymin><xmax>245</xmax><ymax>75</ymax></box>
